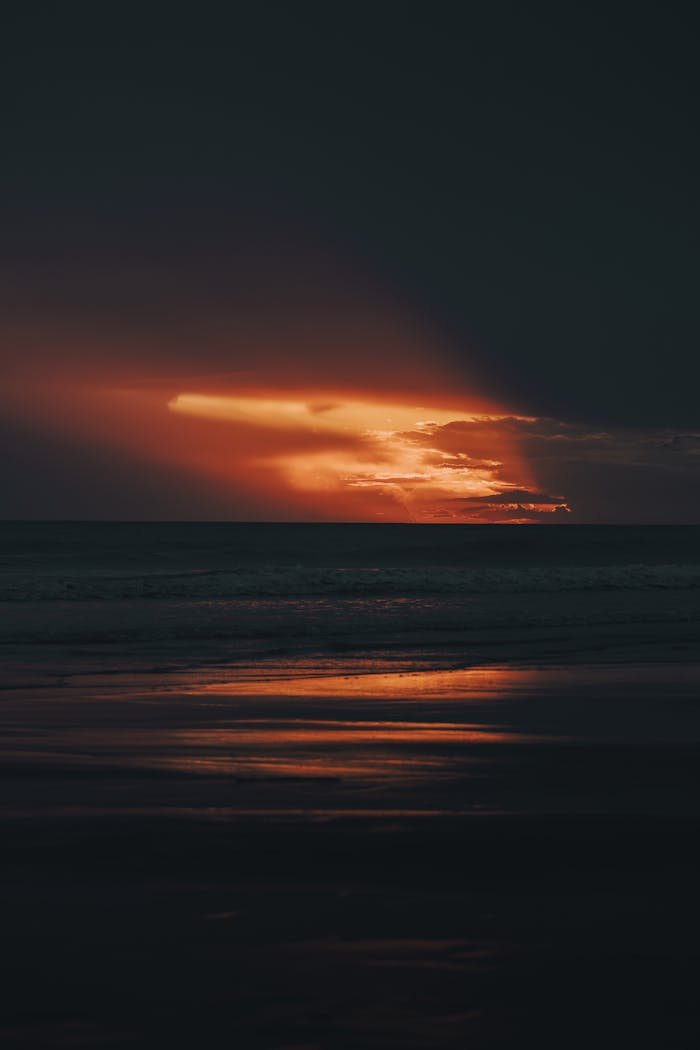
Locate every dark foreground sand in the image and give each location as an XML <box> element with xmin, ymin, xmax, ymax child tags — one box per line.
<box><xmin>3</xmin><ymin>661</ymin><xmax>700</xmax><ymax>1048</ymax></box>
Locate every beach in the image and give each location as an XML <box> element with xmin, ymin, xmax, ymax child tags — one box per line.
<box><xmin>2</xmin><ymin>524</ymin><xmax>700</xmax><ymax>1047</ymax></box>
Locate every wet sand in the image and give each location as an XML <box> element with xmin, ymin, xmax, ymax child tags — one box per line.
<box><xmin>3</xmin><ymin>660</ymin><xmax>700</xmax><ymax>1047</ymax></box>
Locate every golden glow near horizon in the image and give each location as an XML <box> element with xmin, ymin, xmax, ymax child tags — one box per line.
<box><xmin>168</xmin><ymin>392</ymin><xmax>562</xmax><ymax>521</ymax></box>
<box><xmin>168</xmin><ymin>393</ymin><xmax>495</xmax><ymax>432</ymax></box>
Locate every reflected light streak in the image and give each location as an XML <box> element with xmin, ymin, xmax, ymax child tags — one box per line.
<box><xmin>192</xmin><ymin>664</ymin><xmax>545</xmax><ymax>700</ymax></box>
<box><xmin>156</xmin><ymin>753</ymin><xmax>457</xmax><ymax>779</ymax></box>
<box><xmin>168</xmin><ymin>394</ymin><xmax>496</xmax><ymax>432</ymax></box>
<box><xmin>153</xmin><ymin>717</ymin><xmax>532</xmax><ymax>779</ymax></box>
<box><xmin>171</xmin><ymin>722</ymin><xmax>518</xmax><ymax>746</ymax></box>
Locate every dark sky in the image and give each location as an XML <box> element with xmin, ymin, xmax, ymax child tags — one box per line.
<box><xmin>1</xmin><ymin>3</ymin><xmax>699</xmax><ymax>520</ymax></box>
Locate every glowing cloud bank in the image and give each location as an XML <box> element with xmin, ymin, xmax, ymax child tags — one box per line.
<box><xmin>169</xmin><ymin>393</ymin><xmax>570</xmax><ymax>521</ymax></box>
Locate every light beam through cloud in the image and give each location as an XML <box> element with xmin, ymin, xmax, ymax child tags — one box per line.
<box><xmin>168</xmin><ymin>393</ymin><xmax>569</xmax><ymax>521</ymax></box>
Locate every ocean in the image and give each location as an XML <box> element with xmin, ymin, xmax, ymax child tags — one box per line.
<box><xmin>3</xmin><ymin>522</ymin><xmax>700</xmax><ymax>676</ymax></box>
<box><xmin>2</xmin><ymin>523</ymin><xmax>700</xmax><ymax>1047</ymax></box>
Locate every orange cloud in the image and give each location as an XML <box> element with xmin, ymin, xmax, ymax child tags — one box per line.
<box><xmin>0</xmin><ymin>373</ymin><xmax>571</xmax><ymax>520</ymax></box>
<box><xmin>167</xmin><ymin>392</ymin><xmax>560</xmax><ymax>521</ymax></box>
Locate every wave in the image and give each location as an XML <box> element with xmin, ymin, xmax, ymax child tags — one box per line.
<box><xmin>3</xmin><ymin>563</ymin><xmax>700</xmax><ymax>601</ymax></box>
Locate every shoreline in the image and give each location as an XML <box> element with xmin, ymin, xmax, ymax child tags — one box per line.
<box><xmin>4</xmin><ymin>657</ymin><xmax>700</xmax><ymax>1046</ymax></box>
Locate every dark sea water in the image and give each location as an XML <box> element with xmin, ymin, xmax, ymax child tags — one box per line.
<box><xmin>2</xmin><ymin>522</ymin><xmax>700</xmax><ymax>676</ymax></box>
<box><xmin>2</xmin><ymin>524</ymin><xmax>700</xmax><ymax>1047</ymax></box>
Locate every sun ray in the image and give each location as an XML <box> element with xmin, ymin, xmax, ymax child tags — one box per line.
<box><xmin>168</xmin><ymin>392</ymin><xmax>567</xmax><ymax>521</ymax></box>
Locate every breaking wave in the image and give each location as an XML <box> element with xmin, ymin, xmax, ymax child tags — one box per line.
<box><xmin>3</xmin><ymin>563</ymin><xmax>700</xmax><ymax>601</ymax></box>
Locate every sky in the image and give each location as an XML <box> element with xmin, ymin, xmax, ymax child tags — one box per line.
<box><xmin>1</xmin><ymin>3</ymin><xmax>699</xmax><ymax>521</ymax></box>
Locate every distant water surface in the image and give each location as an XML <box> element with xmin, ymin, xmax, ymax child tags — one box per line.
<box><xmin>2</xmin><ymin>523</ymin><xmax>699</xmax><ymax>678</ymax></box>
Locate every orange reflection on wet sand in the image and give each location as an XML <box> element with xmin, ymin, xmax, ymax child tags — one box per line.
<box><xmin>2</xmin><ymin>665</ymin><xmax>555</xmax><ymax>789</ymax></box>
<box><xmin>172</xmin><ymin>722</ymin><xmax>514</xmax><ymax>746</ymax></box>
<box><xmin>156</xmin><ymin>752</ymin><xmax>454</xmax><ymax>779</ymax></box>
<box><xmin>191</xmin><ymin>664</ymin><xmax>543</xmax><ymax>701</ymax></box>
<box><xmin>158</xmin><ymin>722</ymin><xmax>518</xmax><ymax>777</ymax></box>
<box><xmin>148</xmin><ymin>666</ymin><xmax>548</xmax><ymax>779</ymax></box>
<box><xmin>154</xmin><ymin>713</ymin><xmax>533</xmax><ymax>779</ymax></box>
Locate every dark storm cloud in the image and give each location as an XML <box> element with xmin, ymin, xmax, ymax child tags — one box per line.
<box><xmin>451</xmin><ymin>504</ymin><xmax>574</xmax><ymax>523</ymax></box>
<box><xmin>400</xmin><ymin>416</ymin><xmax>700</xmax><ymax>522</ymax></box>
<box><xmin>411</xmin><ymin>416</ymin><xmax>700</xmax><ymax>468</ymax></box>
<box><xmin>456</xmin><ymin>489</ymin><xmax>567</xmax><ymax>506</ymax></box>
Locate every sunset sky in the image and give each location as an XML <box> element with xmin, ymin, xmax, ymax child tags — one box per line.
<box><xmin>2</xmin><ymin>5</ymin><xmax>699</xmax><ymax>522</ymax></box>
